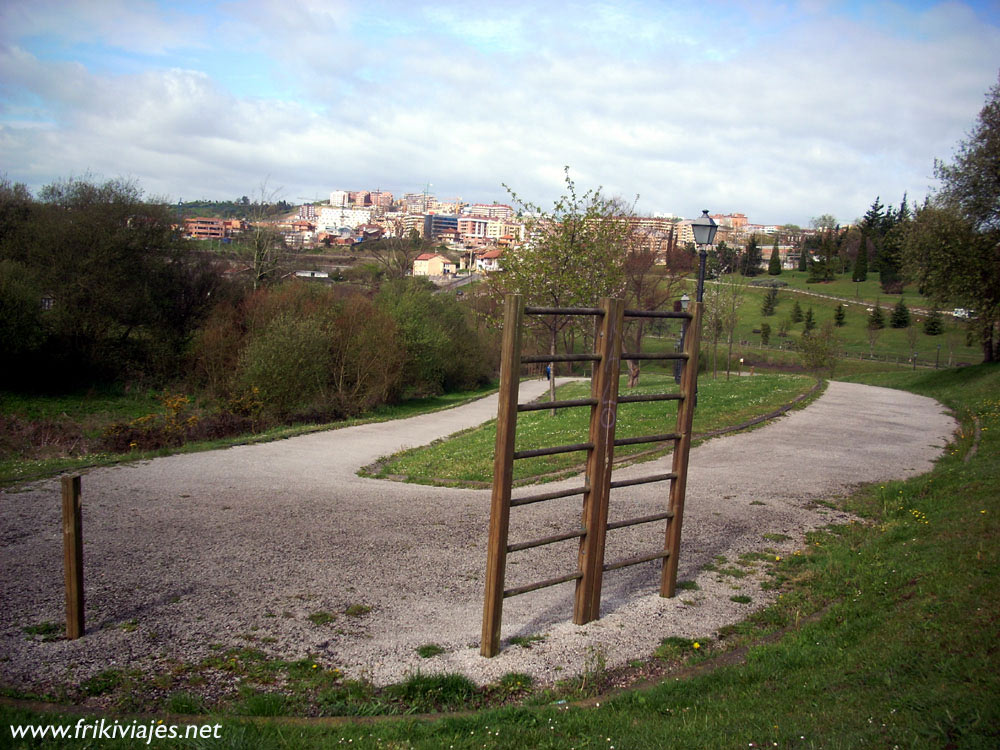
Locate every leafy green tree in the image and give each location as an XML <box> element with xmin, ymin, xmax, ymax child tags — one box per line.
<box><xmin>798</xmin><ymin>321</ymin><xmax>842</xmax><ymax>377</ymax></box>
<box><xmin>890</xmin><ymin>298</ymin><xmax>911</xmax><ymax>328</ymax></box>
<box><xmin>905</xmin><ymin>75</ymin><xmax>1000</xmax><ymax>361</ymax></box>
<box><xmin>834</xmin><ymin>303</ymin><xmax>846</xmax><ymax>327</ymax></box>
<box><xmin>767</xmin><ymin>240</ymin><xmax>782</xmax><ymax>275</ymax></box>
<box><xmin>487</xmin><ymin>167</ymin><xmax>633</xmax><ymax>405</ymax></box>
<box><xmin>0</xmin><ymin>259</ymin><xmax>45</xmax><ymax>364</ymax></box>
<box><xmin>803</xmin><ymin>307</ymin><xmax>816</xmax><ymax>332</ymax></box>
<box><xmin>923</xmin><ymin>309</ymin><xmax>944</xmax><ymax>336</ymax></box>
<box><xmin>791</xmin><ymin>299</ymin><xmax>803</xmax><ymax>323</ymax></box>
<box><xmin>2</xmin><ymin>176</ymin><xmax>226</xmax><ymax>386</ymax></box>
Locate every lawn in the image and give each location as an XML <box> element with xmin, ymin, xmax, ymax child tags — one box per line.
<box><xmin>366</xmin><ymin>372</ymin><xmax>817</xmax><ymax>485</ymax></box>
<box><xmin>691</xmin><ymin>273</ymin><xmax>981</xmax><ymax>367</ymax></box>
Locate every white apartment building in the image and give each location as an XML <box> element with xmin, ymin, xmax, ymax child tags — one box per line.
<box><xmin>329</xmin><ymin>190</ymin><xmax>349</xmax><ymax>207</ymax></box>
<box><xmin>317</xmin><ymin>206</ymin><xmax>373</xmax><ymax>232</ymax></box>
<box><xmin>465</xmin><ymin>203</ymin><xmax>514</xmax><ymax>220</ymax></box>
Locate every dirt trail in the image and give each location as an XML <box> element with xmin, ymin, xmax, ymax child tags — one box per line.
<box><xmin>0</xmin><ymin>380</ymin><xmax>955</xmax><ymax>692</ymax></box>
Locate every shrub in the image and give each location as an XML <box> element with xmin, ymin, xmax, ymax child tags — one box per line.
<box><xmin>236</xmin><ymin>312</ymin><xmax>338</xmax><ymax>417</ymax></box>
<box><xmin>375</xmin><ymin>279</ymin><xmax>495</xmax><ymax>398</ymax></box>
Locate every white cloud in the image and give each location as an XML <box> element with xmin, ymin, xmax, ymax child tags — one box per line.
<box><xmin>0</xmin><ymin>0</ymin><xmax>998</xmax><ymax>225</ymax></box>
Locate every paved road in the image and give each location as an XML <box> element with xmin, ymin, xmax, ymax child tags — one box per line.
<box><xmin>0</xmin><ymin>380</ymin><xmax>956</xmax><ymax>693</ymax></box>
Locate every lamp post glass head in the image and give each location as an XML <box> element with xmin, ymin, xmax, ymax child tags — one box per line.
<box><xmin>680</xmin><ymin>293</ymin><xmax>690</xmax><ymax>311</ymax></box>
<box><xmin>692</xmin><ymin>210</ymin><xmax>718</xmax><ymax>247</ymax></box>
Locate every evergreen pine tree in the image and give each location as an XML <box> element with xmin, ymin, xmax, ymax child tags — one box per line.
<box><xmin>853</xmin><ymin>238</ymin><xmax>869</xmax><ymax>282</ymax></box>
<box><xmin>834</xmin><ymin>303</ymin><xmax>846</xmax><ymax>327</ymax></box>
<box><xmin>741</xmin><ymin>236</ymin><xmax>762</xmax><ymax>276</ymax></box>
<box><xmin>803</xmin><ymin>307</ymin><xmax>816</xmax><ymax>332</ymax></box>
<box><xmin>868</xmin><ymin>302</ymin><xmax>885</xmax><ymax>330</ymax></box>
<box><xmin>798</xmin><ymin>244</ymin><xmax>808</xmax><ymax>271</ymax></box>
<box><xmin>923</xmin><ymin>309</ymin><xmax>944</xmax><ymax>336</ymax></box>
<box><xmin>791</xmin><ymin>299</ymin><xmax>803</xmax><ymax>323</ymax></box>
<box><xmin>768</xmin><ymin>241</ymin><xmax>782</xmax><ymax>275</ymax></box>
<box><xmin>760</xmin><ymin>286</ymin><xmax>778</xmax><ymax>316</ymax></box>
<box><xmin>760</xmin><ymin>322</ymin><xmax>771</xmax><ymax>345</ymax></box>
<box><xmin>890</xmin><ymin>298</ymin><xmax>911</xmax><ymax>328</ymax></box>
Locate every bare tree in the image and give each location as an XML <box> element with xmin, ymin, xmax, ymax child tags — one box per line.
<box><xmin>719</xmin><ymin>276</ymin><xmax>747</xmax><ymax>379</ymax></box>
<box><xmin>237</xmin><ymin>181</ymin><xmax>285</xmax><ymax>290</ymax></box>
<box><xmin>368</xmin><ymin>215</ymin><xmax>430</xmax><ymax>279</ymax></box>
<box><xmin>621</xmin><ymin>230</ymin><xmax>689</xmax><ymax>387</ymax></box>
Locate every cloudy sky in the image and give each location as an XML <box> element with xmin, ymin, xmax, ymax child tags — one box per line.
<box><xmin>1</xmin><ymin>0</ymin><xmax>998</xmax><ymax>226</ymax></box>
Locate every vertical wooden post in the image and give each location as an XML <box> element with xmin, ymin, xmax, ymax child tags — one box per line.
<box><xmin>574</xmin><ymin>297</ymin><xmax>624</xmax><ymax>624</ymax></box>
<box><xmin>661</xmin><ymin>301</ymin><xmax>703</xmax><ymax>597</ymax></box>
<box><xmin>481</xmin><ymin>294</ymin><xmax>524</xmax><ymax>657</ymax></box>
<box><xmin>61</xmin><ymin>475</ymin><xmax>84</xmax><ymax>639</ymax></box>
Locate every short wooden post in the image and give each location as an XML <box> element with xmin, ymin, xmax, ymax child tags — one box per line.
<box><xmin>661</xmin><ymin>301</ymin><xmax>703</xmax><ymax>597</ymax></box>
<box><xmin>574</xmin><ymin>297</ymin><xmax>624</xmax><ymax>624</ymax></box>
<box><xmin>481</xmin><ymin>294</ymin><xmax>524</xmax><ymax>657</ymax></box>
<box><xmin>61</xmin><ymin>475</ymin><xmax>84</xmax><ymax>639</ymax></box>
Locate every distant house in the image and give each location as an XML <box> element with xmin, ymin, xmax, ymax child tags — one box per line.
<box><xmin>477</xmin><ymin>248</ymin><xmax>503</xmax><ymax>272</ymax></box>
<box><xmin>412</xmin><ymin>253</ymin><xmax>456</xmax><ymax>276</ymax></box>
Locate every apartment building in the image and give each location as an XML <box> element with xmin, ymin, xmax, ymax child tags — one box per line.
<box><xmin>184</xmin><ymin>217</ymin><xmax>226</xmax><ymax>239</ymax></box>
<box><xmin>464</xmin><ymin>203</ymin><xmax>514</xmax><ymax>221</ymax></box>
<box><xmin>317</xmin><ymin>206</ymin><xmax>373</xmax><ymax>232</ymax></box>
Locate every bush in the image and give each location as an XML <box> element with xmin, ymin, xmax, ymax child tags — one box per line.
<box><xmin>376</xmin><ymin>279</ymin><xmax>496</xmax><ymax>398</ymax></box>
<box><xmin>236</xmin><ymin>312</ymin><xmax>339</xmax><ymax>417</ymax></box>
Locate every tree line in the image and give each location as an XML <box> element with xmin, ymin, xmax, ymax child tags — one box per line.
<box><xmin>0</xmin><ymin>176</ymin><xmax>496</xmax><ymax>425</ymax></box>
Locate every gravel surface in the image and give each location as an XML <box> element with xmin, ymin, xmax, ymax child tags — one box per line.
<box><xmin>0</xmin><ymin>379</ymin><xmax>956</xmax><ymax>696</ymax></box>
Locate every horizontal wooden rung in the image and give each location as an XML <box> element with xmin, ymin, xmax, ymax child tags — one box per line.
<box><xmin>511</xmin><ymin>484</ymin><xmax>588</xmax><ymax>507</ymax></box>
<box><xmin>624</xmin><ymin>309</ymin><xmax>693</xmax><ymax>320</ymax></box>
<box><xmin>514</xmin><ymin>442</ymin><xmax>593</xmax><ymax>460</ymax></box>
<box><xmin>609</xmin><ymin>472</ymin><xmax>677</xmax><ymax>490</ymax></box>
<box><xmin>518</xmin><ymin>398</ymin><xmax>597</xmax><ymax>413</ymax></box>
<box><xmin>621</xmin><ymin>352</ymin><xmax>689</xmax><ymax>361</ymax></box>
<box><xmin>613</xmin><ymin>433</ymin><xmax>680</xmax><ymax>447</ymax></box>
<box><xmin>617</xmin><ymin>393</ymin><xmax>684</xmax><ymax>404</ymax></box>
<box><xmin>521</xmin><ymin>353</ymin><xmax>601</xmax><ymax>363</ymax></box>
<box><xmin>606</xmin><ymin>511</ymin><xmax>674</xmax><ymax>531</ymax></box>
<box><xmin>524</xmin><ymin>306</ymin><xmax>604</xmax><ymax>316</ymax></box>
<box><xmin>503</xmin><ymin>571</ymin><xmax>582</xmax><ymax>598</ymax></box>
<box><xmin>603</xmin><ymin>549</ymin><xmax>670</xmax><ymax>572</ymax></box>
<box><xmin>507</xmin><ymin>527</ymin><xmax>586</xmax><ymax>552</ymax></box>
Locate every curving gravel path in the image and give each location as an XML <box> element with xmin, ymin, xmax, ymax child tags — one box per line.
<box><xmin>0</xmin><ymin>379</ymin><xmax>956</xmax><ymax>696</ymax></box>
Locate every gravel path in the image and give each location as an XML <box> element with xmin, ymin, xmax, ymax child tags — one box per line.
<box><xmin>0</xmin><ymin>380</ymin><xmax>956</xmax><ymax>695</ymax></box>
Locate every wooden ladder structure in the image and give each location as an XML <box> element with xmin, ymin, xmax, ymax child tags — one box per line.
<box><xmin>481</xmin><ymin>294</ymin><xmax>703</xmax><ymax>657</ymax></box>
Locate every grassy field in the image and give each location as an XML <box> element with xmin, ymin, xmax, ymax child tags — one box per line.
<box><xmin>3</xmin><ymin>363</ymin><xmax>996</xmax><ymax>747</ymax></box>
<box><xmin>751</xmin><ymin>268</ymin><xmax>937</xmax><ymax>309</ymax></box>
<box><xmin>691</xmin><ymin>272</ymin><xmax>981</xmax><ymax>366</ymax></box>
<box><xmin>365</xmin><ymin>373</ymin><xmax>817</xmax><ymax>485</ymax></box>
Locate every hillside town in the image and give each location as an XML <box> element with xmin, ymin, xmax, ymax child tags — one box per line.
<box><xmin>181</xmin><ymin>189</ymin><xmax>822</xmax><ymax>279</ymax></box>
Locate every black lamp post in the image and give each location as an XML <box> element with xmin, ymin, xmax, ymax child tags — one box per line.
<box><xmin>691</xmin><ymin>210</ymin><xmax>718</xmax><ymax>302</ymax></box>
